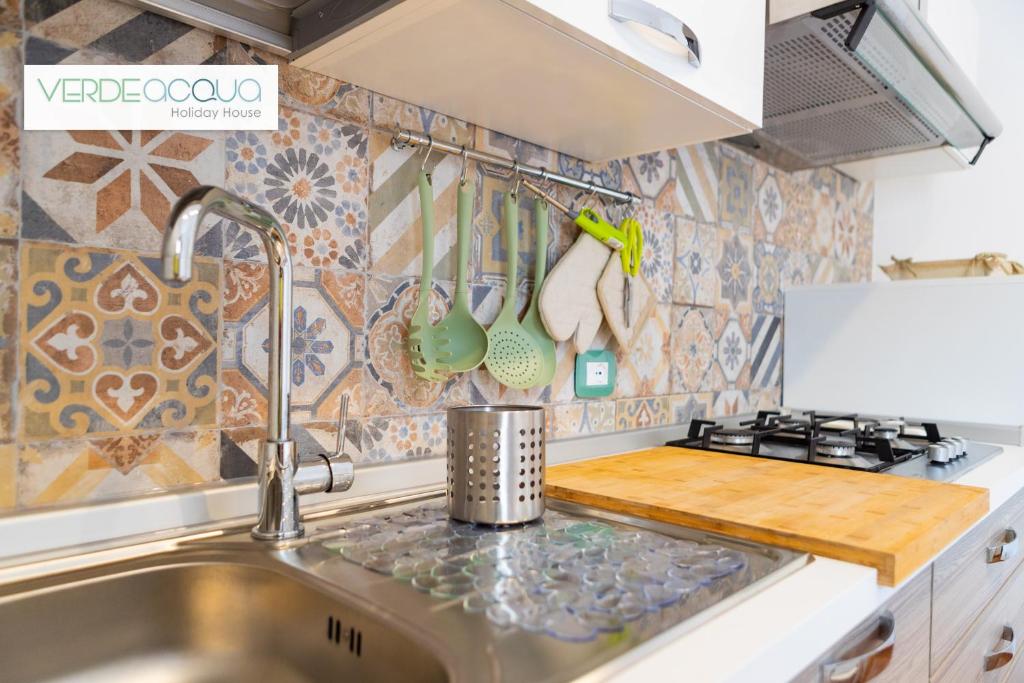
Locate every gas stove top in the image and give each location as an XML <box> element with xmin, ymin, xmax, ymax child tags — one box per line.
<box><xmin>666</xmin><ymin>410</ymin><xmax>1003</xmax><ymax>482</ymax></box>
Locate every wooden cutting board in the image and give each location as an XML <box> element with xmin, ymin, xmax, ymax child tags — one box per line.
<box><xmin>546</xmin><ymin>447</ymin><xmax>989</xmax><ymax>585</ymax></box>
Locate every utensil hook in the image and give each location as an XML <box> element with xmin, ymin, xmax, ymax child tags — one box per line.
<box><xmin>510</xmin><ymin>160</ymin><xmax>523</xmax><ymax>198</ymax></box>
<box><xmin>459</xmin><ymin>146</ymin><xmax>470</xmax><ymax>186</ymax></box>
<box><xmin>420</xmin><ymin>135</ymin><xmax>435</xmax><ymax>173</ymax></box>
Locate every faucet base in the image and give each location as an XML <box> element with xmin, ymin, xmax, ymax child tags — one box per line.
<box><xmin>251</xmin><ymin>439</ymin><xmax>303</xmax><ymax>541</ymax></box>
<box><xmin>251</xmin><ymin>524</ymin><xmax>304</xmax><ymax>542</ymax></box>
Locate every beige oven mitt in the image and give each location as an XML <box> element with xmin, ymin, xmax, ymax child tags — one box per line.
<box><xmin>538</xmin><ymin>233</ymin><xmax>612</xmax><ymax>353</ymax></box>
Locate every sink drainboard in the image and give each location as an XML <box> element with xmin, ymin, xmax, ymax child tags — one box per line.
<box><xmin>322</xmin><ymin>501</ymin><xmax>755</xmax><ymax>643</ymax></box>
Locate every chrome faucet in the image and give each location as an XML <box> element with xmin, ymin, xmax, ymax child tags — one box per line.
<box><xmin>162</xmin><ymin>186</ymin><xmax>354</xmax><ymax>541</ymax></box>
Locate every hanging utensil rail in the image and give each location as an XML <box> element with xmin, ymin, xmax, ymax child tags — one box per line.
<box><xmin>391</xmin><ymin>129</ymin><xmax>639</xmax><ymax>205</ymax></box>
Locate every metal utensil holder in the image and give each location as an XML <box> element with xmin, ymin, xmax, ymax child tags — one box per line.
<box><xmin>447</xmin><ymin>405</ymin><xmax>546</xmax><ymax>525</ymax></box>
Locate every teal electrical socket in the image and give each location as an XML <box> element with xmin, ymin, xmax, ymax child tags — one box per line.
<box><xmin>574</xmin><ymin>350</ymin><xmax>616</xmax><ymax>398</ymax></box>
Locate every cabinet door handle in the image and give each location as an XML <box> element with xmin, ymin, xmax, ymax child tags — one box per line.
<box><xmin>986</xmin><ymin>528</ymin><xmax>1019</xmax><ymax>563</ymax></box>
<box><xmin>607</xmin><ymin>0</ymin><xmax>701</xmax><ymax>67</ymax></box>
<box><xmin>985</xmin><ymin>625</ymin><xmax>1016</xmax><ymax>671</ymax></box>
<box><xmin>820</xmin><ymin>611</ymin><xmax>896</xmax><ymax>683</ymax></box>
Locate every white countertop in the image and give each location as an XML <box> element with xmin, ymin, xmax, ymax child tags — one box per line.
<box><xmin>594</xmin><ymin>444</ymin><xmax>1024</xmax><ymax>683</ymax></box>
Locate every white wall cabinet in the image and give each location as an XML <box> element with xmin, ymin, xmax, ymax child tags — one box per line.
<box><xmin>291</xmin><ymin>0</ymin><xmax>765</xmax><ymax>161</ymax></box>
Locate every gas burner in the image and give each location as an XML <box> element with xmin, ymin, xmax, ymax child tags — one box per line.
<box><xmin>869</xmin><ymin>425</ymin><xmax>900</xmax><ymax>440</ymax></box>
<box><xmin>710</xmin><ymin>429</ymin><xmax>755</xmax><ymax>446</ymax></box>
<box><xmin>816</xmin><ymin>439</ymin><xmax>856</xmax><ymax>458</ymax></box>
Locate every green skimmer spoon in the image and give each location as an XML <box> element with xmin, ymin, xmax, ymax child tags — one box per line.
<box><xmin>520</xmin><ymin>197</ymin><xmax>556</xmax><ymax>387</ymax></box>
<box><xmin>434</xmin><ymin>179</ymin><xmax>488</xmax><ymax>372</ymax></box>
<box><xmin>407</xmin><ymin>169</ymin><xmax>449</xmax><ymax>382</ymax></box>
<box><xmin>484</xmin><ymin>191</ymin><xmax>544</xmax><ymax>389</ymax></box>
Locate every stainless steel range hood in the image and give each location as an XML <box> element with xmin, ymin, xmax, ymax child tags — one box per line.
<box><xmin>733</xmin><ymin>0</ymin><xmax>1002</xmax><ymax>174</ymax></box>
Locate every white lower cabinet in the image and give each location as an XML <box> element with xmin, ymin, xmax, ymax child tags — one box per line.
<box><xmin>793</xmin><ymin>486</ymin><xmax>1024</xmax><ymax>682</ymax></box>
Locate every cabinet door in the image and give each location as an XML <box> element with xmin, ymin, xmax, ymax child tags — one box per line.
<box><xmin>513</xmin><ymin>0</ymin><xmax>765</xmax><ymax>128</ymax></box>
<box><xmin>791</xmin><ymin>568</ymin><xmax>931</xmax><ymax>683</ymax></box>
<box><xmin>932</xmin><ymin>489</ymin><xmax>1024</xmax><ymax>675</ymax></box>
<box><xmin>933</xmin><ymin>555</ymin><xmax>1024</xmax><ymax>683</ymax></box>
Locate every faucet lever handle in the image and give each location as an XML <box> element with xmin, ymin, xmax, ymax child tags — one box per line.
<box><xmin>333</xmin><ymin>394</ymin><xmax>349</xmax><ymax>458</ymax></box>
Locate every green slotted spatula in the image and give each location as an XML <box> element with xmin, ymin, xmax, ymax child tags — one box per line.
<box><xmin>407</xmin><ymin>170</ymin><xmax>449</xmax><ymax>382</ymax></box>
<box><xmin>520</xmin><ymin>197</ymin><xmax>556</xmax><ymax>387</ymax></box>
<box><xmin>484</xmin><ymin>191</ymin><xmax>544</xmax><ymax>389</ymax></box>
<box><xmin>434</xmin><ymin>179</ymin><xmax>488</xmax><ymax>372</ymax></box>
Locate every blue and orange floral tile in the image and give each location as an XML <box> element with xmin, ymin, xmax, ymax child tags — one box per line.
<box><xmin>670</xmin><ymin>306</ymin><xmax>723</xmax><ymax>394</ymax></box>
<box><xmin>718</xmin><ymin>147</ymin><xmax>753</xmax><ymax>230</ymax></box>
<box><xmin>362</xmin><ymin>276</ymin><xmax>468</xmax><ymax>416</ymax></box>
<box><xmin>225</xmin><ymin>107</ymin><xmax>368</xmax><ymax>270</ymax></box>
<box><xmin>19</xmin><ymin>243</ymin><xmax>219</xmax><ymax>440</ymax></box>
<box><xmin>717</xmin><ymin>231</ymin><xmax>754</xmax><ymax>319</ymax></box>
<box><xmin>627</xmin><ymin>150</ymin><xmax>673</xmax><ymax>201</ymax></box>
<box><xmin>614</xmin><ymin>397</ymin><xmax>670</xmax><ymax>431</ymax></box>
<box><xmin>552</xmin><ymin>400</ymin><xmax>616</xmax><ymax>440</ymax></box>
<box><xmin>614</xmin><ymin>303</ymin><xmax>671</xmax><ymax>399</ymax></box>
<box><xmin>362</xmin><ymin>413</ymin><xmax>446</xmax><ymax>462</ymax></box>
<box><xmin>221</xmin><ymin>260</ymin><xmax>364</xmax><ymax>428</ymax></box>
<box><xmin>634</xmin><ymin>202</ymin><xmax>675</xmax><ymax>304</ymax></box>
<box><xmin>715</xmin><ymin>314</ymin><xmax>751</xmax><ymax>390</ymax></box>
<box><xmin>673</xmin><ymin>219</ymin><xmax>721</xmax><ymax>308</ymax></box>
<box><xmin>753</xmin><ymin>242</ymin><xmax>786</xmax><ymax>316</ymax></box>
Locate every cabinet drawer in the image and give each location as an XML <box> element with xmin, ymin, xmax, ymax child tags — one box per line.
<box><xmin>933</xmin><ymin>553</ymin><xmax>1024</xmax><ymax>683</ymax></box>
<box><xmin>932</xmin><ymin>489</ymin><xmax>1024</xmax><ymax>674</ymax></box>
<box><xmin>791</xmin><ymin>568</ymin><xmax>930</xmax><ymax>683</ymax></box>
<box><xmin>515</xmin><ymin>0</ymin><xmax>765</xmax><ymax>127</ymax></box>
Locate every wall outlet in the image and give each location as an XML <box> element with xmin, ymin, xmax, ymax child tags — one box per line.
<box><xmin>574</xmin><ymin>350</ymin><xmax>616</xmax><ymax>398</ymax></box>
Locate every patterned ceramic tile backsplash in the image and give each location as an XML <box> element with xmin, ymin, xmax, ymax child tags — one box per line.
<box><xmin>0</xmin><ymin>0</ymin><xmax>874</xmax><ymax>512</ymax></box>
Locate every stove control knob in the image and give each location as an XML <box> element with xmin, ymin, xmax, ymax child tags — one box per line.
<box><xmin>928</xmin><ymin>443</ymin><xmax>951</xmax><ymax>464</ymax></box>
<box><xmin>941</xmin><ymin>438</ymin><xmax>963</xmax><ymax>459</ymax></box>
<box><xmin>952</xmin><ymin>437</ymin><xmax>969</xmax><ymax>457</ymax></box>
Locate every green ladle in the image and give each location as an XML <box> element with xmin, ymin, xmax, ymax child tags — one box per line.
<box><xmin>520</xmin><ymin>197</ymin><xmax>557</xmax><ymax>386</ymax></box>
<box><xmin>484</xmin><ymin>192</ymin><xmax>544</xmax><ymax>389</ymax></box>
<box><xmin>407</xmin><ymin>170</ymin><xmax>449</xmax><ymax>382</ymax></box>
<box><xmin>435</xmin><ymin>179</ymin><xmax>488</xmax><ymax>372</ymax></box>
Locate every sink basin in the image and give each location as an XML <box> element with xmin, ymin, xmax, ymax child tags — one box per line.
<box><xmin>0</xmin><ymin>559</ymin><xmax>450</xmax><ymax>683</ymax></box>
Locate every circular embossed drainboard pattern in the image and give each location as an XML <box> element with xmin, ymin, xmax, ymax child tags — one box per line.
<box><xmin>322</xmin><ymin>501</ymin><xmax>750</xmax><ymax>643</ymax></box>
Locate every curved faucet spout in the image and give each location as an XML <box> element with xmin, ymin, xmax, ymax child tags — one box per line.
<box><xmin>164</xmin><ymin>186</ymin><xmax>352</xmax><ymax>542</ymax></box>
<box><xmin>164</xmin><ymin>186</ymin><xmax>292</xmax><ymax>444</ymax></box>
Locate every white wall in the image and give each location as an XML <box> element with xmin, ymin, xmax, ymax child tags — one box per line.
<box><xmin>871</xmin><ymin>0</ymin><xmax>1024</xmax><ymax>279</ymax></box>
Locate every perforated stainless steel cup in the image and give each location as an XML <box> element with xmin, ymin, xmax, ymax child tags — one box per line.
<box><xmin>446</xmin><ymin>405</ymin><xmax>546</xmax><ymax>525</ymax></box>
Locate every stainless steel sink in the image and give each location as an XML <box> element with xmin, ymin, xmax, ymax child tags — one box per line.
<box><xmin>0</xmin><ymin>556</ymin><xmax>450</xmax><ymax>683</ymax></box>
<box><xmin>0</xmin><ymin>493</ymin><xmax>810</xmax><ymax>682</ymax></box>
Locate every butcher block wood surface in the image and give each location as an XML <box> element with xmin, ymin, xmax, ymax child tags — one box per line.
<box><xmin>546</xmin><ymin>447</ymin><xmax>990</xmax><ymax>585</ymax></box>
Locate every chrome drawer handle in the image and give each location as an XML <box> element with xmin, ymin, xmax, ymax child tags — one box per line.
<box><xmin>987</xmin><ymin>528</ymin><xmax>1019</xmax><ymax>563</ymax></box>
<box><xmin>608</xmin><ymin>0</ymin><xmax>701</xmax><ymax>67</ymax></box>
<box><xmin>985</xmin><ymin>625</ymin><xmax>1016</xmax><ymax>672</ymax></box>
<box><xmin>821</xmin><ymin>611</ymin><xmax>896</xmax><ymax>683</ymax></box>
